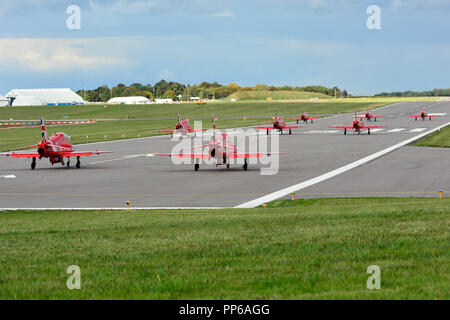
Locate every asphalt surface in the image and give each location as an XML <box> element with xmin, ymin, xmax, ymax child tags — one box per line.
<box><xmin>0</xmin><ymin>101</ymin><xmax>448</xmax><ymax>209</ymax></box>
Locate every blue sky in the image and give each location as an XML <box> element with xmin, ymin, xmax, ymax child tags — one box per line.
<box><xmin>0</xmin><ymin>0</ymin><xmax>449</xmax><ymax>95</ymax></box>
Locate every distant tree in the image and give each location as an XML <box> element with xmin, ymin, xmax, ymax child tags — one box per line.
<box><xmin>163</xmin><ymin>89</ymin><xmax>176</xmax><ymax>100</ymax></box>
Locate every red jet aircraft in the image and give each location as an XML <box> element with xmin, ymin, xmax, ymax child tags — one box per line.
<box><xmin>410</xmin><ymin>109</ymin><xmax>438</xmax><ymax>121</ymax></box>
<box><xmin>0</xmin><ymin>116</ymin><xmax>111</xmax><ymax>169</ymax></box>
<box><xmin>156</xmin><ymin>131</ymin><xmax>281</xmax><ymax>171</ymax></box>
<box><xmin>160</xmin><ymin>113</ymin><xmax>205</xmax><ymax>136</ymax></box>
<box><xmin>292</xmin><ymin>112</ymin><xmax>317</xmax><ymax>124</ymax></box>
<box><xmin>257</xmin><ymin>113</ymin><xmax>300</xmax><ymax>135</ymax></box>
<box><xmin>330</xmin><ymin>115</ymin><xmax>380</xmax><ymax>135</ymax></box>
<box><xmin>357</xmin><ymin>110</ymin><xmax>381</xmax><ymax>122</ymax></box>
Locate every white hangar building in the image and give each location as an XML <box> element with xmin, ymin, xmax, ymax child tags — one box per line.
<box><xmin>5</xmin><ymin>88</ymin><xmax>85</xmax><ymax>106</ymax></box>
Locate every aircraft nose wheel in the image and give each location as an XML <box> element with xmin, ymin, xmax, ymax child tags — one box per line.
<box><xmin>31</xmin><ymin>158</ymin><xmax>36</xmax><ymax>170</ymax></box>
<box><xmin>243</xmin><ymin>161</ymin><xmax>248</xmax><ymax>171</ymax></box>
<box><xmin>194</xmin><ymin>164</ymin><xmax>199</xmax><ymax>171</ymax></box>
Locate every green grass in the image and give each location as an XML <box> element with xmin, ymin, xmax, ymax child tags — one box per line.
<box><xmin>227</xmin><ymin>90</ymin><xmax>331</xmax><ymax>100</ymax></box>
<box><xmin>0</xmin><ymin>97</ymin><xmax>439</xmax><ymax>152</ymax></box>
<box><xmin>415</xmin><ymin>126</ymin><xmax>450</xmax><ymax>148</ymax></box>
<box><xmin>0</xmin><ymin>198</ymin><xmax>448</xmax><ymax>299</ymax></box>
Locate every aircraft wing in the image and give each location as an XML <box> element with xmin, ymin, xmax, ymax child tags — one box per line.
<box><xmin>257</xmin><ymin>127</ymin><xmax>277</xmax><ymax>130</ymax></box>
<box><xmin>160</xmin><ymin>130</ymin><xmax>177</xmax><ymax>133</ymax></box>
<box><xmin>283</xmin><ymin>126</ymin><xmax>299</xmax><ymax>129</ymax></box>
<box><xmin>330</xmin><ymin>126</ymin><xmax>353</xmax><ymax>129</ymax></box>
<box><xmin>155</xmin><ymin>153</ymin><xmax>210</xmax><ymax>159</ymax></box>
<box><xmin>360</xmin><ymin>125</ymin><xmax>380</xmax><ymax>129</ymax></box>
<box><xmin>60</xmin><ymin>151</ymin><xmax>112</xmax><ymax>157</ymax></box>
<box><xmin>229</xmin><ymin>152</ymin><xmax>282</xmax><ymax>159</ymax></box>
<box><xmin>187</xmin><ymin>129</ymin><xmax>206</xmax><ymax>133</ymax></box>
<box><xmin>0</xmin><ymin>152</ymin><xmax>40</xmax><ymax>158</ymax></box>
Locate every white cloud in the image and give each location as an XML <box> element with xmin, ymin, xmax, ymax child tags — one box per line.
<box><xmin>0</xmin><ymin>38</ymin><xmax>126</xmax><ymax>71</ymax></box>
<box><xmin>157</xmin><ymin>69</ymin><xmax>175</xmax><ymax>80</ymax></box>
<box><xmin>389</xmin><ymin>0</ymin><xmax>450</xmax><ymax>11</ymax></box>
<box><xmin>212</xmin><ymin>9</ymin><xmax>236</xmax><ymax>18</ymax></box>
<box><xmin>89</xmin><ymin>0</ymin><xmax>157</xmax><ymax>14</ymax></box>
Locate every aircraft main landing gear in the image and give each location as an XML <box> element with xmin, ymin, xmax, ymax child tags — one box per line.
<box><xmin>194</xmin><ymin>164</ymin><xmax>199</xmax><ymax>171</ymax></box>
<box><xmin>76</xmin><ymin>156</ymin><xmax>81</xmax><ymax>169</ymax></box>
<box><xmin>243</xmin><ymin>161</ymin><xmax>248</xmax><ymax>171</ymax></box>
<box><xmin>31</xmin><ymin>158</ymin><xmax>36</xmax><ymax>170</ymax></box>
<box><xmin>67</xmin><ymin>159</ymin><xmax>70</xmax><ymax>168</ymax></box>
<box><xmin>289</xmin><ymin>129</ymin><xmax>292</xmax><ymax>135</ymax></box>
<box><xmin>344</xmin><ymin>128</ymin><xmax>347</xmax><ymax>135</ymax></box>
<box><xmin>368</xmin><ymin>128</ymin><xmax>371</xmax><ymax>135</ymax></box>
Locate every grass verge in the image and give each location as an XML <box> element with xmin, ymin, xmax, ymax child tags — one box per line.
<box><xmin>0</xmin><ymin>198</ymin><xmax>448</xmax><ymax>299</ymax></box>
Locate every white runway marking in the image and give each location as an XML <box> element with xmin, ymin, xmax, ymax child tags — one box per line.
<box><xmin>428</xmin><ymin>113</ymin><xmax>447</xmax><ymax>116</ymax></box>
<box><xmin>0</xmin><ymin>175</ymin><xmax>16</xmax><ymax>179</ymax></box>
<box><xmin>304</xmin><ymin>130</ymin><xmax>339</xmax><ymax>134</ymax></box>
<box><xmin>89</xmin><ymin>154</ymin><xmax>146</xmax><ymax>165</ymax></box>
<box><xmin>235</xmin><ymin>122</ymin><xmax>450</xmax><ymax>208</ymax></box>
<box><xmin>410</xmin><ymin>128</ymin><xmax>427</xmax><ymax>133</ymax></box>
<box><xmin>370</xmin><ymin>128</ymin><xmax>385</xmax><ymax>133</ymax></box>
<box><xmin>386</xmin><ymin>128</ymin><xmax>406</xmax><ymax>133</ymax></box>
<box><xmin>0</xmin><ymin>207</ymin><xmax>226</xmax><ymax>211</ymax></box>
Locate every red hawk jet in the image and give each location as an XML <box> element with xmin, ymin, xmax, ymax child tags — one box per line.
<box><xmin>410</xmin><ymin>109</ymin><xmax>438</xmax><ymax>121</ymax></box>
<box><xmin>257</xmin><ymin>113</ymin><xmax>300</xmax><ymax>135</ymax></box>
<box><xmin>357</xmin><ymin>110</ymin><xmax>381</xmax><ymax>122</ymax></box>
<box><xmin>0</xmin><ymin>116</ymin><xmax>111</xmax><ymax>169</ymax></box>
<box><xmin>330</xmin><ymin>115</ymin><xmax>380</xmax><ymax>135</ymax></box>
<box><xmin>156</xmin><ymin>131</ymin><xmax>282</xmax><ymax>171</ymax></box>
<box><xmin>160</xmin><ymin>113</ymin><xmax>205</xmax><ymax>136</ymax></box>
<box><xmin>292</xmin><ymin>112</ymin><xmax>317</xmax><ymax>124</ymax></box>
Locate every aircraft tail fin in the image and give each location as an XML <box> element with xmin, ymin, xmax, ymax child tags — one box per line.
<box><xmin>40</xmin><ymin>116</ymin><xmax>48</xmax><ymax>141</ymax></box>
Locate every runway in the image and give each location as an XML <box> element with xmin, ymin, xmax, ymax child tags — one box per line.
<box><xmin>0</xmin><ymin>101</ymin><xmax>448</xmax><ymax>209</ymax></box>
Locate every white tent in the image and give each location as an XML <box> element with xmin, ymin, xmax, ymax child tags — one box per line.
<box><xmin>5</xmin><ymin>88</ymin><xmax>84</xmax><ymax>106</ymax></box>
<box><xmin>0</xmin><ymin>94</ymin><xmax>8</xmax><ymax>107</ymax></box>
<box><xmin>12</xmin><ymin>96</ymin><xmax>45</xmax><ymax>107</ymax></box>
<box><xmin>155</xmin><ymin>98</ymin><xmax>174</xmax><ymax>104</ymax></box>
<box><xmin>107</xmin><ymin>96</ymin><xmax>151</xmax><ymax>105</ymax></box>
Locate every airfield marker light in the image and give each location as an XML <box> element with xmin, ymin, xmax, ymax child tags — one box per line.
<box><xmin>262</xmin><ymin>203</ymin><xmax>267</xmax><ymax>208</ymax></box>
<box><xmin>104</xmin><ymin>135</ymin><xmax>107</xmax><ymax>141</ymax></box>
<box><xmin>438</xmin><ymin>190</ymin><xmax>443</xmax><ymax>199</ymax></box>
<box><xmin>291</xmin><ymin>193</ymin><xmax>295</xmax><ymax>200</ymax></box>
<box><xmin>122</xmin><ymin>134</ymin><xmax>125</xmax><ymax>139</ymax></box>
<box><xmin>126</xmin><ymin>201</ymin><xmax>131</xmax><ymax>210</ymax></box>
<box><xmin>243</xmin><ymin>117</ymin><xmax>247</xmax><ymax>120</ymax></box>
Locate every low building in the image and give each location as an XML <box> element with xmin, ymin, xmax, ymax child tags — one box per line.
<box><xmin>5</xmin><ymin>88</ymin><xmax>85</xmax><ymax>106</ymax></box>
<box><xmin>107</xmin><ymin>96</ymin><xmax>151</xmax><ymax>105</ymax></box>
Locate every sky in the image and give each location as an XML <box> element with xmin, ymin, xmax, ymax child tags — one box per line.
<box><xmin>0</xmin><ymin>0</ymin><xmax>449</xmax><ymax>95</ymax></box>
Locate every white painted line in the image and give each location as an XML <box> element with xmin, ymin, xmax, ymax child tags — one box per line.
<box><xmin>410</xmin><ymin>128</ymin><xmax>427</xmax><ymax>133</ymax></box>
<box><xmin>428</xmin><ymin>113</ymin><xmax>447</xmax><ymax>116</ymax></box>
<box><xmin>0</xmin><ymin>207</ymin><xmax>227</xmax><ymax>211</ymax></box>
<box><xmin>234</xmin><ymin>122</ymin><xmax>450</xmax><ymax>208</ymax></box>
<box><xmin>370</xmin><ymin>128</ymin><xmax>385</xmax><ymax>133</ymax></box>
<box><xmin>0</xmin><ymin>175</ymin><xmax>16</xmax><ymax>179</ymax></box>
<box><xmin>386</xmin><ymin>128</ymin><xmax>406</xmax><ymax>133</ymax></box>
<box><xmin>89</xmin><ymin>154</ymin><xmax>146</xmax><ymax>165</ymax></box>
<box><xmin>304</xmin><ymin>130</ymin><xmax>339</xmax><ymax>134</ymax></box>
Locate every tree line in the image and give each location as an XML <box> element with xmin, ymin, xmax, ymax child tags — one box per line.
<box><xmin>375</xmin><ymin>88</ymin><xmax>450</xmax><ymax>97</ymax></box>
<box><xmin>76</xmin><ymin>81</ymin><xmax>347</xmax><ymax>102</ymax></box>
